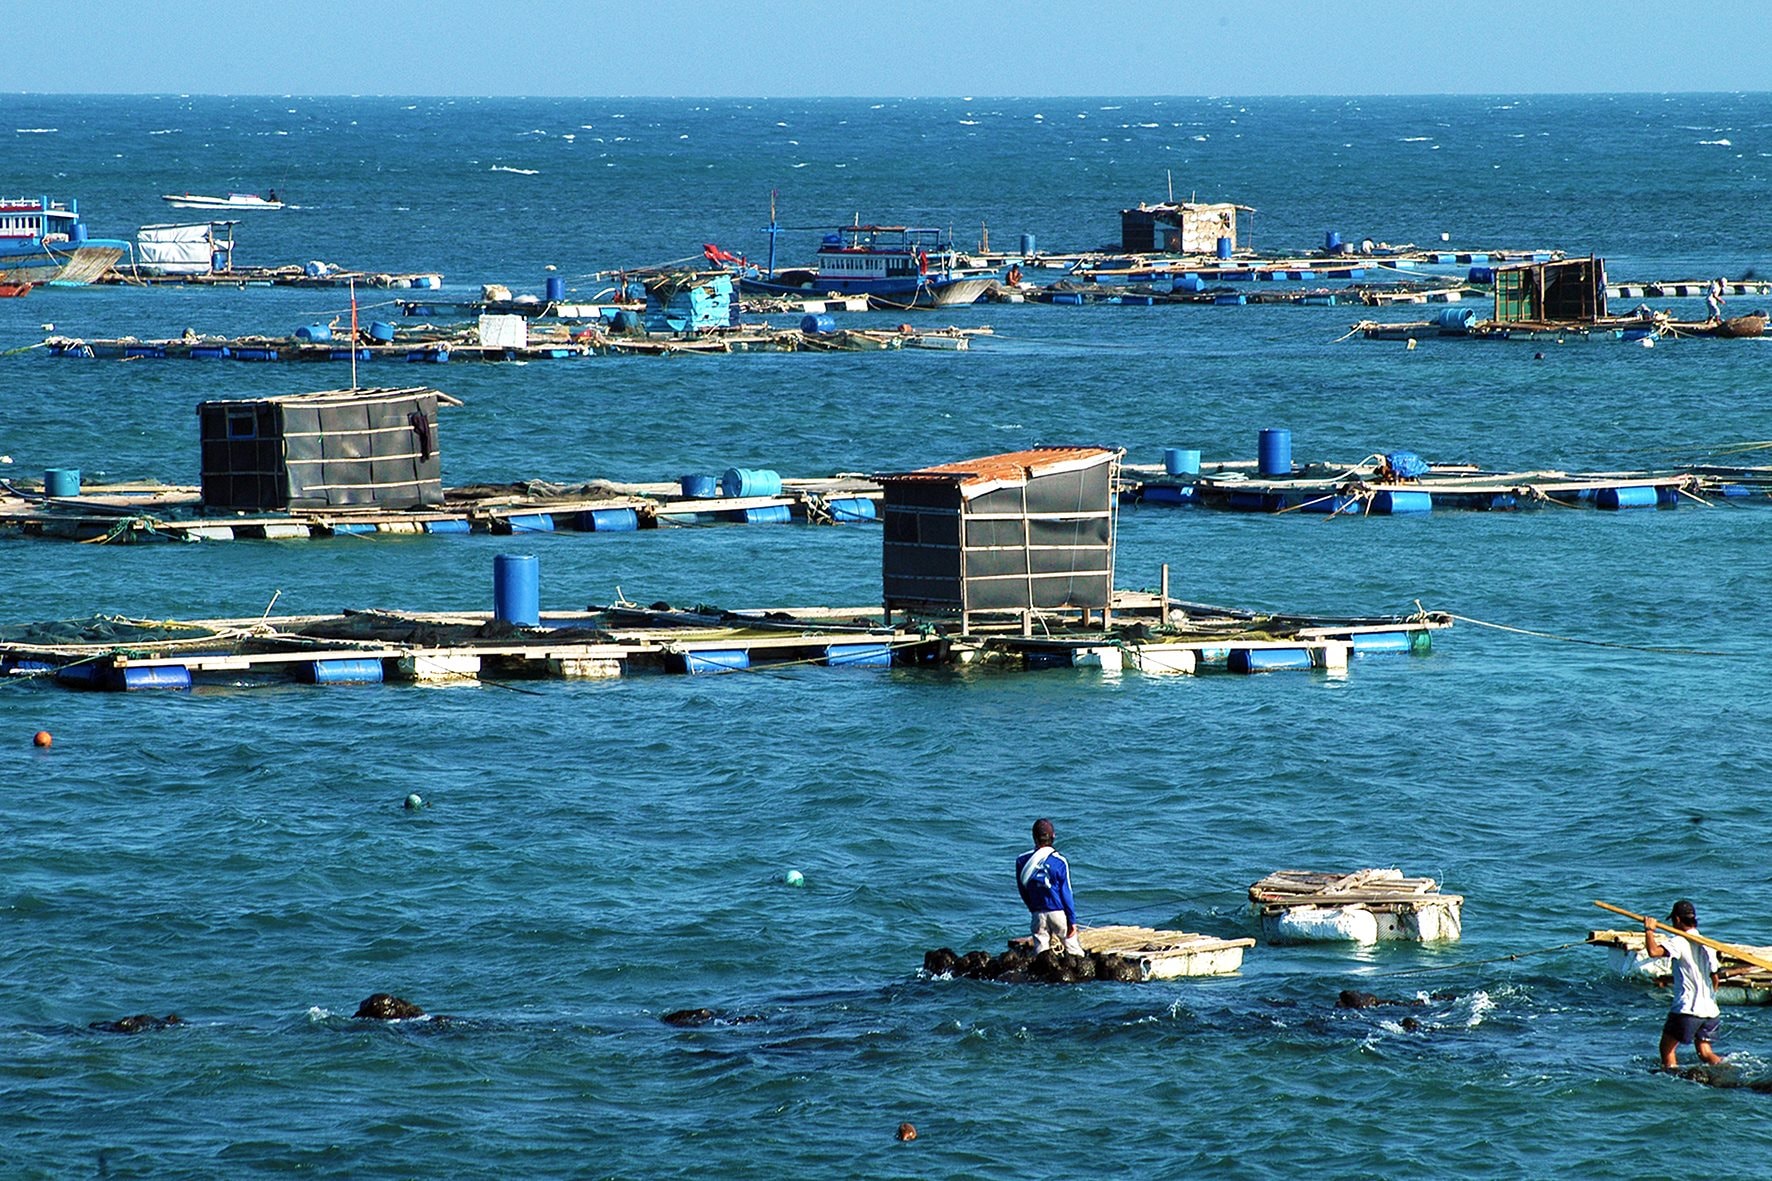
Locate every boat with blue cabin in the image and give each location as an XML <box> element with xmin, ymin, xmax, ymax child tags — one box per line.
<box><xmin>726</xmin><ymin>211</ymin><xmax>995</xmax><ymax>310</ymax></box>
<box><xmin>0</xmin><ymin>196</ymin><xmax>130</xmax><ymax>285</ymax></box>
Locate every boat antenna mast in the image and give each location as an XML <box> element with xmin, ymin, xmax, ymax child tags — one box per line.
<box><xmin>764</xmin><ymin>189</ymin><xmax>782</xmax><ymax>278</ymax></box>
<box><xmin>1167</xmin><ymin>169</ymin><xmax>1174</xmax><ymax>203</ymax></box>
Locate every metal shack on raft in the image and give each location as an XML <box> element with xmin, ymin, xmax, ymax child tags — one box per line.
<box><xmin>876</xmin><ymin>447</ymin><xmax>1120</xmax><ymax>633</ymax></box>
<box><xmin>197</xmin><ymin>385</ymin><xmax>444</xmax><ymax>511</ymax></box>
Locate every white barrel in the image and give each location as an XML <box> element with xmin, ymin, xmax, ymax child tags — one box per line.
<box><xmin>1269</xmin><ymin>905</ymin><xmax>1379</xmax><ymax>944</ymax></box>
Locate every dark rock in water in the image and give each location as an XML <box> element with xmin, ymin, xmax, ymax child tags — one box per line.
<box><xmin>663</xmin><ymin>1008</ymin><xmax>718</xmax><ymax>1027</ymax></box>
<box><xmin>1093</xmin><ymin>953</ymin><xmax>1145</xmax><ymax>983</ymax></box>
<box><xmin>1672</xmin><ymin>1065</ymin><xmax>1772</xmax><ymax>1093</ymax></box>
<box><xmin>89</xmin><ymin>1014</ymin><xmax>182</xmax><ymax>1034</ymax></box>
<box><xmin>661</xmin><ymin>1007</ymin><xmax>762</xmax><ymax>1027</ymax></box>
<box><xmin>355</xmin><ymin>993</ymin><xmax>426</xmax><ymax>1020</ymax></box>
<box><xmin>1400</xmin><ymin>1016</ymin><xmax>1423</xmax><ymax>1032</ymax></box>
<box><xmin>988</xmin><ymin>947</ymin><xmax>1031</xmax><ymax>978</ymax></box>
<box><xmin>1028</xmin><ymin>949</ymin><xmax>1095</xmax><ymax>984</ymax></box>
<box><xmin>1336</xmin><ymin>990</ymin><xmax>1426</xmax><ymax>1010</ymax></box>
<box><xmin>955</xmin><ymin>950</ymin><xmax>993</xmax><ymax>979</ymax></box>
<box><xmin>923</xmin><ymin>948</ymin><xmax>958</xmax><ymax>977</ymax></box>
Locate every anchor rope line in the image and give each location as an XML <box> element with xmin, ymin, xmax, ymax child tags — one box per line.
<box><xmin>1437</xmin><ymin>610</ymin><xmax>1752</xmax><ymax>658</ymax></box>
<box><xmin>1359</xmin><ymin>940</ymin><xmax>1591</xmax><ymax>979</ymax></box>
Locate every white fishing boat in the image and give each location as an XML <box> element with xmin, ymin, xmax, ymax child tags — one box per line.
<box><xmin>160</xmin><ymin>192</ymin><xmax>285</xmax><ymax>211</ymax></box>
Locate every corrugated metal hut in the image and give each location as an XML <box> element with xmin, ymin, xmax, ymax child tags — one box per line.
<box><xmin>197</xmin><ymin>386</ymin><xmax>444</xmax><ymax>511</ymax></box>
<box><xmin>1120</xmin><ymin>201</ymin><xmax>1247</xmax><ymax>254</ymax></box>
<box><xmin>1493</xmin><ymin>256</ymin><xmax>1607</xmax><ymax>324</ymax></box>
<box><xmin>877</xmin><ymin>447</ymin><xmax>1121</xmax><ymax>632</ymax></box>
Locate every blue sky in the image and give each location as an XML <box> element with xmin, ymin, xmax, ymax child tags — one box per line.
<box><xmin>9</xmin><ymin>0</ymin><xmax>1768</xmax><ymax>96</ymax></box>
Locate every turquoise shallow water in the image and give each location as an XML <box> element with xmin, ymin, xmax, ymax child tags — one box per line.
<box><xmin>2</xmin><ymin>94</ymin><xmax>1772</xmax><ymax>1177</ymax></box>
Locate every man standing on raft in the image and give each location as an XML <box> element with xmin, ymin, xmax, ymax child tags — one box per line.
<box><xmin>1643</xmin><ymin>899</ymin><xmax>1724</xmax><ymax>1068</ymax></box>
<box><xmin>1017</xmin><ymin>818</ymin><xmax>1083</xmax><ymax>956</ymax></box>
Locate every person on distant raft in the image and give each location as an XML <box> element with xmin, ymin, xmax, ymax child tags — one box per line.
<box><xmin>1707</xmin><ymin>276</ymin><xmax>1726</xmax><ymax>322</ymax></box>
<box><xmin>1643</xmin><ymin>899</ymin><xmax>1724</xmax><ymax>1068</ymax></box>
<box><xmin>1016</xmin><ymin>818</ymin><xmax>1083</xmax><ymax>956</ymax></box>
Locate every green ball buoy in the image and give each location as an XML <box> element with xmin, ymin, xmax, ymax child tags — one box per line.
<box><xmin>783</xmin><ymin>869</ymin><xmax>805</xmax><ymax>887</ymax></box>
<box><xmin>403</xmin><ymin>793</ymin><xmax>425</xmax><ymax>812</ymax></box>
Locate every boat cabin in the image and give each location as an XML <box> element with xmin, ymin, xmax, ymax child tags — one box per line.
<box><xmin>0</xmin><ymin>196</ymin><xmax>86</xmax><ymax>246</ymax></box>
<box><xmin>198</xmin><ymin>386</ymin><xmax>444</xmax><ymax>511</ymax></box>
<box><xmin>815</xmin><ymin>226</ymin><xmax>952</xmax><ymax>278</ymax></box>
<box><xmin>876</xmin><ymin>447</ymin><xmax>1121</xmax><ymax>633</ymax></box>
<box><xmin>1121</xmin><ymin>200</ymin><xmax>1248</xmax><ymax>255</ymax></box>
<box><xmin>1493</xmin><ymin>256</ymin><xmax>1607</xmax><ymax>324</ymax></box>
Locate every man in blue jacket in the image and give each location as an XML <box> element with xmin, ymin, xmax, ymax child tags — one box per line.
<box><xmin>1016</xmin><ymin>818</ymin><xmax>1083</xmax><ymax>956</ymax></box>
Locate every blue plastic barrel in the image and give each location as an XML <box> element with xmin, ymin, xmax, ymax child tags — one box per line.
<box><xmin>680</xmin><ymin>474</ymin><xmax>719</xmax><ymax>498</ymax></box>
<box><xmin>424</xmin><ymin>518</ymin><xmax>472</xmax><ymax>534</ymax></box>
<box><xmin>43</xmin><ymin>468</ymin><xmax>81</xmax><ymax>498</ymax></box>
<box><xmin>1164</xmin><ymin>448</ymin><xmax>1202</xmax><ymax>476</ymax></box>
<box><xmin>1434</xmin><ymin>307</ymin><xmax>1476</xmax><ymax>332</ymax></box>
<box><xmin>1228</xmin><ymin>648</ymin><xmax>1314</xmax><ymax>673</ymax></box>
<box><xmin>1020</xmin><ymin>232</ymin><xmax>1036</xmax><ymax>257</ymax></box>
<box><xmin>827</xmin><ymin>497</ymin><xmax>877</xmax><ymax>522</ymax></box>
<box><xmin>679</xmin><ymin>649</ymin><xmax>749</xmax><ymax>674</ymax></box>
<box><xmin>1216</xmin><ymin>236</ymin><xmax>1233</xmax><ymax>259</ymax></box>
<box><xmin>72</xmin><ymin>222</ymin><xmax>88</xmax><ymax>243</ymax></box>
<box><xmin>582</xmin><ymin>507</ymin><xmax>638</xmax><ymax>532</ymax></box>
<box><xmin>493</xmin><ymin>554</ymin><xmax>540</xmax><ymax>627</ymax></box>
<box><xmin>720</xmin><ymin>467</ymin><xmax>783</xmax><ymax>498</ymax></box>
<box><xmin>1173</xmin><ymin>274</ymin><xmax>1204</xmax><ymax>293</ymax></box>
<box><xmin>1350</xmin><ymin>632</ymin><xmax>1413</xmax><ymax>655</ymax></box>
<box><xmin>801</xmin><ymin>313</ymin><xmax>836</xmax><ymax>334</ymax></box>
<box><xmin>301</xmin><ymin>658</ymin><xmax>385</xmax><ymax>684</ymax></box>
<box><xmin>1257</xmin><ymin>428</ymin><xmax>1292</xmax><ymax>477</ymax></box>
<box><xmin>730</xmin><ymin>505</ymin><xmax>792</xmax><ymax>525</ymax></box>
<box><xmin>1139</xmin><ymin>484</ymin><xmax>1194</xmax><ymax>505</ymax></box>
<box><xmin>1325</xmin><ymin>230</ymin><xmax>1343</xmax><ymax>252</ymax></box>
<box><xmin>117</xmin><ymin>665</ymin><xmax>193</xmax><ymax>691</ymax></box>
<box><xmin>1213</xmin><ymin>293</ymin><xmax>1246</xmax><ymax>305</ymax></box>
<box><xmin>295</xmin><ymin>324</ymin><xmax>332</xmax><ymax>342</ymax></box>
<box><xmin>1373</xmin><ymin>490</ymin><xmax>1433</xmax><ymax>514</ymax></box>
<box><xmin>826</xmin><ymin>643</ymin><xmax>892</xmax><ymax>668</ymax></box>
<box><xmin>1049</xmin><ymin>292</ymin><xmax>1084</xmax><ymax>305</ymax></box>
<box><xmin>1598</xmin><ymin>486</ymin><xmax>1658</xmax><ymax>510</ymax></box>
<box><xmin>1468</xmin><ymin>266</ymin><xmax>1494</xmax><ymax>284</ymax></box>
<box><xmin>505</xmin><ymin>513</ymin><xmax>555</xmax><ymax>533</ymax></box>
<box><xmin>546</xmin><ymin>275</ymin><xmax>566</xmax><ymax>302</ymax></box>
<box><xmin>368</xmin><ymin>320</ymin><xmax>396</xmax><ymax>342</ymax></box>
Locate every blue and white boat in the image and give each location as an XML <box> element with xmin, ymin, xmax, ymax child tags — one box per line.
<box><xmin>0</xmin><ymin>195</ymin><xmax>129</xmax><ymax>285</ymax></box>
<box><xmin>727</xmin><ymin>211</ymin><xmax>995</xmax><ymax>309</ymax></box>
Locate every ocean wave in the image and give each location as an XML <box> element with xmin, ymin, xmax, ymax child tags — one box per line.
<box><xmin>16</xmin><ymin>128</ymin><xmax>57</xmax><ymax>133</ymax></box>
<box><xmin>1699</xmin><ymin>138</ymin><xmax>1733</xmax><ymax>146</ymax></box>
<box><xmin>490</xmin><ymin>165</ymin><xmax>539</xmax><ymax>175</ymax></box>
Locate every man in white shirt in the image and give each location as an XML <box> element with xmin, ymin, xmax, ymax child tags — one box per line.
<box><xmin>1643</xmin><ymin>899</ymin><xmax>1723</xmax><ymax>1069</ymax></box>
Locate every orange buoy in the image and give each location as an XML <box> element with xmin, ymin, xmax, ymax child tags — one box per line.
<box><xmin>895</xmin><ymin>1122</ymin><xmax>917</xmax><ymax>1142</ymax></box>
<box><xmin>32</xmin><ymin>730</ymin><xmax>52</xmax><ymax>748</ymax></box>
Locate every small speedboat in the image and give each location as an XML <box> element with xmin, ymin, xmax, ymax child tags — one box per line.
<box><xmin>160</xmin><ymin>192</ymin><xmax>285</xmax><ymax>211</ymax></box>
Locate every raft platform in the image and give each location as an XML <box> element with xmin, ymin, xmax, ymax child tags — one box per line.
<box><xmin>1080</xmin><ymin>925</ymin><xmax>1255</xmax><ymax>980</ymax></box>
<box><xmin>100</xmin><ymin>265</ymin><xmax>443</xmax><ymax>290</ymax></box>
<box><xmin>1123</xmin><ymin>456</ymin><xmax>1709</xmax><ymax>515</ymax></box>
<box><xmin>0</xmin><ymin>473</ymin><xmax>887</xmax><ymax>544</ymax></box>
<box><xmin>43</xmin><ymin>323</ymin><xmax>985</xmax><ymax>363</ymax></box>
<box><xmin>1250</xmin><ymin>869</ymin><xmax>1464</xmax><ymax>944</ymax></box>
<box><xmin>1588</xmin><ymin>929</ymin><xmax>1772</xmax><ymax>1006</ymax></box>
<box><xmin>0</xmin><ymin>593</ymin><xmax>1452</xmax><ymax>692</ymax></box>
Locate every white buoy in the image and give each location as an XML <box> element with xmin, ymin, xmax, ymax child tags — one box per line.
<box><xmin>1639</xmin><ymin>337</ymin><xmax>1656</xmax><ymax>349</ymax></box>
<box><xmin>782</xmin><ymin>869</ymin><xmax>805</xmax><ymax>887</ymax></box>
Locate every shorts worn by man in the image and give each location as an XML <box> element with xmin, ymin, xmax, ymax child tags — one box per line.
<box><xmin>1016</xmin><ymin>818</ymin><xmax>1083</xmax><ymax>956</ymax></box>
<box><xmin>1643</xmin><ymin>899</ymin><xmax>1723</xmax><ymax>1069</ymax></box>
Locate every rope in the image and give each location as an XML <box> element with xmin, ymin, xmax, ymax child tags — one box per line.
<box><xmin>1357</xmin><ymin>940</ymin><xmax>1591</xmax><ymax>979</ymax></box>
<box><xmin>1436</xmin><ymin>608</ymin><xmax>1753</xmax><ymax>658</ymax></box>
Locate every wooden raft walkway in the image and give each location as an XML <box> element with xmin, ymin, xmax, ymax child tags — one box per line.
<box><xmin>0</xmin><ymin>476</ymin><xmax>886</xmax><ymax>544</ymax></box>
<box><xmin>1122</xmin><ymin>457</ymin><xmax>1720</xmax><ymax>515</ymax></box>
<box><xmin>0</xmin><ymin>597</ymin><xmax>1452</xmax><ymax>691</ymax></box>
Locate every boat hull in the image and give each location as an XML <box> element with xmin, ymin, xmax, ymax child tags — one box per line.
<box><xmin>739</xmin><ymin>274</ymin><xmax>991</xmax><ymax>310</ymax></box>
<box><xmin>0</xmin><ymin>242</ymin><xmax>126</xmax><ymax>286</ymax></box>
<box><xmin>161</xmin><ymin>195</ymin><xmax>284</xmax><ymax>211</ymax></box>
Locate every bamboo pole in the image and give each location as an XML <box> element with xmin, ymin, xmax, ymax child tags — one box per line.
<box><xmin>1593</xmin><ymin>901</ymin><xmax>1772</xmax><ymax>973</ymax></box>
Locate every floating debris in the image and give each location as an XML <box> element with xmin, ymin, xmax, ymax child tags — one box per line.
<box><xmin>1250</xmin><ymin>869</ymin><xmax>1464</xmax><ymax>944</ymax></box>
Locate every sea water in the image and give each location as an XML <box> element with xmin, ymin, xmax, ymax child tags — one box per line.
<box><xmin>2</xmin><ymin>94</ymin><xmax>1770</xmax><ymax>1177</ymax></box>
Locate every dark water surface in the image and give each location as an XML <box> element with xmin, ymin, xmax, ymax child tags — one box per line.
<box><xmin>2</xmin><ymin>94</ymin><xmax>1770</xmax><ymax>1177</ymax></box>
